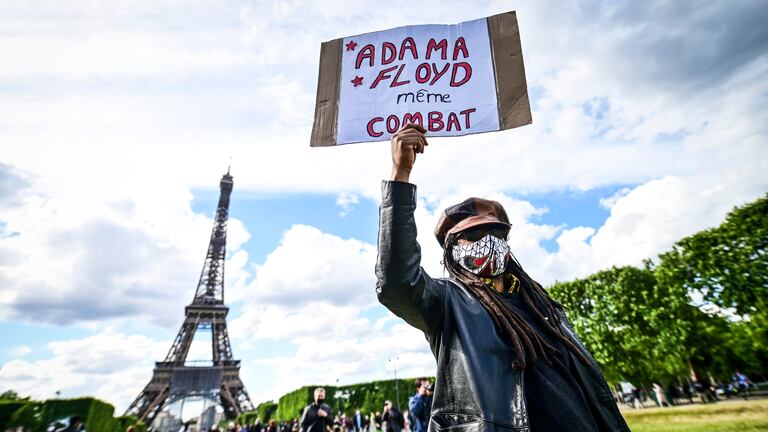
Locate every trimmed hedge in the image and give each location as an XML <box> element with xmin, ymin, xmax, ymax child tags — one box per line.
<box><xmin>272</xmin><ymin>377</ymin><xmax>434</xmax><ymax>421</ymax></box>
<box><xmin>258</xmin><ymin>402</ymin><xmax>278</xmax><ymax>423</ymax></box>
<box><xmin>115</xmin><ymin>415</ymin><xmax>147</xmax><ymax>432</ymax></box>
<box><xmin>0</xmin><ymin>400</ymin><xmax>33</xmax><ymax>429</ymax></box>
<box><xmin>237</xmin><ymin>410</ymin><xmax>262</xmax><ymax>426</ymax></box>
<box><xmin>276</xmin><ymin>387</ymin><xmax>315</xmax><ymax>421</ymax></box>
<box><xmin>9</xmin><ymin>403</ymin><xmax>43</xmax><ymax>429</ymax></box>
<box><xmin>37</xmin><ymin>398</ymin><xmax>117</xmax><ymax>432</ymax></box>
<box><xmin>0</xmin><ymin>398</ymin><xmax>147</xmax><ymax>431</ymax></box>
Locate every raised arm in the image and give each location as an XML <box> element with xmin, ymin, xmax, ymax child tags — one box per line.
<box><xmin>375</xmin><ymin>124</ymin><xmax>444</xmax><ymax>335</ymax></box>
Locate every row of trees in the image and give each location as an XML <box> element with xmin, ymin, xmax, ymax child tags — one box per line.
<box><xmin>548</xmin><ymin>194</ymin><xmax>767</xmax><ymax>387</ymax></box>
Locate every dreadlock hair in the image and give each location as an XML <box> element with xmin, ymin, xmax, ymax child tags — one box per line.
<box><xmin>442</xmin><ymin>234</ymin><xmax>592</xmax><ymax>370</ymax></box>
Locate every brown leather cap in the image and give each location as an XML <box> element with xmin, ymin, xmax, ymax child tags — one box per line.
<box><xmin>434</xmin><ymin>197</ymin><xmax>511</xmax><ymax>248</ymax></box>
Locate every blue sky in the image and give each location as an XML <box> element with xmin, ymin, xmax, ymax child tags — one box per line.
<box><xmin>1</xmin><ymin>0</ymin><xmax>767</xmax><ymax>419</ymax></box>
<box><xmin>0</xmin><ymin>185</ymin><xmax>622</xmax><ymax>363</ymax></box>
<box><xmin>190</xmin><ymin>183</ymin><xmax>627</xmax><ymax>259</ymax></box>
<box><xmin>192</xmin><ymin>192</ymin><xmax>381</xmax><ymax>260</ymax></box>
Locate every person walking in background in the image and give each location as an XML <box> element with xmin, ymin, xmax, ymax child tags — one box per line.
<box><xmin>55</xmin><ymin>416</ymin><xmax>84</xmax><ymax>432</ymax></box>
<box><xmin>652</xmin><ymin>383</ymin><xmax>669</xmax><ymax>407</ymax></box>
<box><xmin>733</xmin><ymin>371</ymin><xmax>752</xmax><ymax>399</ymax></box>
<box><xmin>632</xmin><ymin>386</ymin><xmax>644</xmax><ymax>409</ymax></box>
<box><xmin>344</xmin><ymin>414</ymin><xmax>354</xmax><ymax>432</ymax></box>
<box><xmin>666</xmin><ymin>383</ymin><xmax>679</xmax><ymax>406</ymax></box>
<box><xmin>694</xmin><ymin>377</ymin><xmax>719</xmax><ymax>404</ymax></box>
<box><xmin>683</xmin><ymin>381</ymin><xmax>695</xmax><ymax>404</ymax></box>
<box><xmin>382</xmin><ymin>401</ymin><xmax>404</xmax><ymax>432</ymax></box>
<box><xmin>408</xmin><ymin>378</ymin><xmax>432</xmax><ymax>432</ymax></box>
<box><xmin>353</xmin><ymin>409</ymin><xmax>365</xmax><ymax>432</ymax></box>
<box><xmin>300</xmin><ymin>388</ymin><xmax>334</xmax><ymax>432</ymax></box>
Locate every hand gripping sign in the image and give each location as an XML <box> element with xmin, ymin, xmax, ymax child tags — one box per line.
<box><xmin>310</xmin><ymin>11</ymin><xmax>531</xmax><ymax>146</ymax></box>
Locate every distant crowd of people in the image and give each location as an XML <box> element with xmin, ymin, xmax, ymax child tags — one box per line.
<box><xmin>210</xmin><ymin>380</ymin><xmax>434</xmax><ymax>432</ymax></box>
<box><xmin>619</xmin><ymin>371</ymin><xmax>756</xmax><ymax>409</ymax></box>
<box><xmin>43</xmin><ymin>371</ymin><xmax>760</xmax><ymax>432</ymax></box>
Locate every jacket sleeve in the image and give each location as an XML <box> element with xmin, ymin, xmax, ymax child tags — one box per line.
<box><xmin>324</xmin><ymin>406</ymin><xmax>334</xmax><ymax>428</ymax></box>
<box><xmin>408</xmin><ymin>394</ymin><xmax>424</xmax><ymax>420</ymax></box>
<box><xmin>300</xmin><ymin>406</ymin><xmax>314</xmax><ymax>429</ymax></box>
<box><xmin>376</xmin><ymin>180</ymin><xmax>445</xmax><ymax>335</ymax></box>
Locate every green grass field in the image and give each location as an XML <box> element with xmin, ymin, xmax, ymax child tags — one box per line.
<box><xmin>622</xmin><ymin>399</ymin><xmax>768</xmax><ymax>431</ymax></box>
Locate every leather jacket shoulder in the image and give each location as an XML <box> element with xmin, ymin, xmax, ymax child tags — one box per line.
<box><xmin>376</xmin><ymin>181</ymin><xmax>630</xmax><ymax>432</ymax></box>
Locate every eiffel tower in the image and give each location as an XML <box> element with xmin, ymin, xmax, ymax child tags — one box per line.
<box><xmin>125</xmin><ymin>170</ymin><xmax>254</xmax><ymax>424</ymax></box>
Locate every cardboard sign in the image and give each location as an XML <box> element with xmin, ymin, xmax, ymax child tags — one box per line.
<box><xmin>310</xmin><ymin>11</ymin><xmax>531</xmax><ymax>146</ymax></box>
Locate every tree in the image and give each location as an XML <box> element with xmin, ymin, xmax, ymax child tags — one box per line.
<box><xmin>656</xmin><ymin>194</ymin><xmax>768</xmax><ymax>378</ymax></box>
<box><xmin>549</xmin><ymin>266</ymin><xmax>690</xmax><ymax>386</ymax></box>
<box><xmin>0</xmin><ymin>390</ymin><xmax>29</xmax><ymax>401</ymax></box>
<box><xmin>657</xmin><ymin>194</ymin><xmax>767</xmax><ymax>313</ymax></box>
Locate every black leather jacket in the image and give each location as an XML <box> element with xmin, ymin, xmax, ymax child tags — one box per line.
<box><xmin>375</xmin><ymin>181</ymin><xmax>630</xmax><ymax>432</ymax></box>
<box><xmin>300</xmin><ymin>402</ymin><xmax>334</xmax><ymax>432</ymax></box>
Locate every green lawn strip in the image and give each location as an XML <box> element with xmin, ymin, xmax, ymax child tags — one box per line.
<box><xmin>623</xmin><ymin>400</ymin><xmax>768</xmax><ymax>432</ymax></box>
<box><xmin>629</xmin><ymin>422</ymin><xmax>768</xmax><ymax>432</ymax></box>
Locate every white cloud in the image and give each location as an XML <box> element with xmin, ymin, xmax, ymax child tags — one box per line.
<box><xmin>0</xmin><ymin>168</ymin><xmax>251</xmax><ymax>327</ymax></box>
<box><xmin>406</xmin><ymin>168</ymin><xmax>767</xmax><ymax>286</ymax></box>
<box><xmin>236</xmin><ymin>313</ymin><xmax>435</xmax><ymax>405</ymax></box>
<box><xmin>0</xmin><ymin>0</ymin><xmax>766</xmax><ymax>415</ymax></box>
<box><xmin>599</xmin><ymin>187</ymin><xmax>631</xmax><ymax>210</ymax></box>
<box><xmin>523</xmin><ymin>171</ymin><xmax>768</xmax><ymax>284</ymax></box>
<box><xmin>0</xmin><ymin>328</ymin><xmax>166</xmax><ymax>412</ymax></box>
<box><xmin>336</xmin><ymin>192</ymin><xmax>360</xmax><ymax>217</ymax></box>
<box><xmin>3</xmin><ymin>166</ymin><xmax>764</xmax><ymax>411</ymax></box>
<box><xmin>227</xmin><ymin>224</ymin><xmax>436</xmax><ymax>404</ymax></box>
<box><xmin>8</xmin><ymin>345</ymin><xmax>32</xmax><ymax>358</ymax></box>
<box><xmin>0</xmin><ymin>0</ymin><xmax>762</xmax><ymax>201</ymax></box>
<box><xmin>232</xmin><ymin>302</ymin><xmax>369</xmax><ymax>345</ymax></box>
<box><xmin>240</xmin><ymin>224</ymin><xmax>377</xmax><ymax>308</ymax></box>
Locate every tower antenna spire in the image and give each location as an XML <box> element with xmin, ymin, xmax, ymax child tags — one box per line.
<box><xmin>227</xmin><ymin>157</ymin><xmax>232</xmax><ymax>175</ymax></box>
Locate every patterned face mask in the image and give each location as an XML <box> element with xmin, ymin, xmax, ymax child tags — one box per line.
<box><xmin>451</xmin><ymin>234</ymin><xmax>510</xmax><ymax>277</ymax></box>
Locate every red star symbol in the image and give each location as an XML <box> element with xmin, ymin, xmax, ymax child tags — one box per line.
<box><xmin>346</xmin><ymin>40</ymin><xmax>358</xmax><ymax>51</ymax></box>
<box><xmin>351</xmin><ymin>75</ymin><xmax>363</xmax><ymax>87</ymax></box>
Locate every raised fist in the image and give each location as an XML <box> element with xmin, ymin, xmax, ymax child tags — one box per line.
<box><xmin>390</xmin><ymin>123</ymin><xmax>428</xmax><ymax>183</ymax></box>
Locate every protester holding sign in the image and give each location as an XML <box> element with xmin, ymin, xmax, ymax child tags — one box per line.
<box><xmin>375</xmin><ymin>125</ymin><xmax>631</xmax><ymax>431</ymax></box>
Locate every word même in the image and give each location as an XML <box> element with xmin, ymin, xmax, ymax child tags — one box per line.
<box><xmin>396</xmin><ymin>89</ymin><xmax>451</xmax><ymax>104</ymax></box>
<box><xmin>367</xmin><ymin>108</ymin><xmax>477</xmax><ymax>137</ymax></box>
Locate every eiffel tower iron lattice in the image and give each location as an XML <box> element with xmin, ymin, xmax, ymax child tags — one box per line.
<box><xmin>125</xmin><ymin>170</ymin><xmax>254</xmax><ymax>423</ymax></box>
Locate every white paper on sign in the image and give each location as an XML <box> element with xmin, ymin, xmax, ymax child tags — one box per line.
<box><xmin>336</xmin><ymin>18</ymin><xmax>499</xmax><ymax>145</ymax></box>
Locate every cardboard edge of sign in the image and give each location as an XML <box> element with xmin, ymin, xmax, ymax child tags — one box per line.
<box><xmin>309</xmin><ymin>11</ymin><xmax>532</xmax><ymax>147</ymax></box>
<box><xmin>487</xmin><ymin>11</ymin><xmax>533</xmax><ymax>132</ymax></box>
<box><xmin>310</xmin><ymin>38</ymin><xmax>343</xmax><ymax>147</ymax></box>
